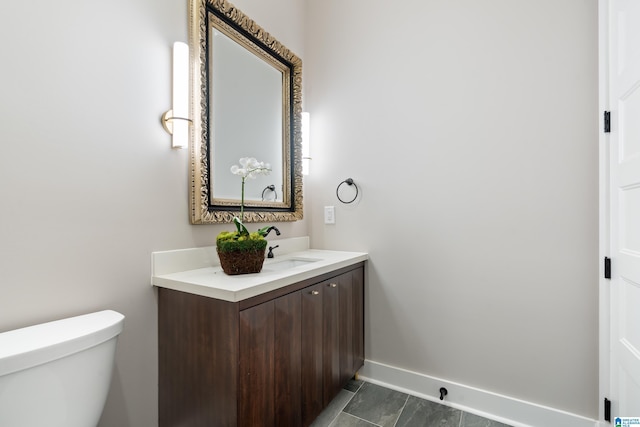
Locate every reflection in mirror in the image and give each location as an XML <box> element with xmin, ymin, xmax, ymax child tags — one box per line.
<box><xmin>189</xmin><ymin>0</ymin><xmax>303</xmax><ymax>224</ymax></box>
<box><xmin>211</xmin><ymin>28</ymin><xmax>284</xmax><ymax>203</ymax></box>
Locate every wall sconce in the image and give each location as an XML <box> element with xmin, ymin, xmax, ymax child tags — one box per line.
<box><xmin>162</xmin><ymin>42</ymin><xmax>191</xmax><ymax>149</ymax></box>
<box><xmin>301</xmin><ymin>112</ymin><xmax>311</xmax><ymax>175</ymax></box>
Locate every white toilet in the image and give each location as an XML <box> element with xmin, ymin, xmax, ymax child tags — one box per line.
<box><xmin>0</xmin><ymin>310</ymin><xmax>125</xmax><ymax>427</ymax></box>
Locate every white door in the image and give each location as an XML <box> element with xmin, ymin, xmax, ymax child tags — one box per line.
<box><xmin>607</xmin><ymin>0</ymin><xmax>640</xmax><ymax>419</ymax></box>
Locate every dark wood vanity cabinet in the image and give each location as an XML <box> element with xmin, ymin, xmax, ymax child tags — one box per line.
<box><xmin>158</xmin><ymin>262</ymin><xmax>365</xmax><ymax>427</ymax></box>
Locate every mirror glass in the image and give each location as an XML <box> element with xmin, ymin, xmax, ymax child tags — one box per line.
<box><xmin>189</xmin><ymin>0</ymin><xmax>303</xmax><ymax>224</ymax></box>
<box><xmin>210</xmin><ymin>27</ymin><xmax>284</xmax><ymax>203</ymax></box>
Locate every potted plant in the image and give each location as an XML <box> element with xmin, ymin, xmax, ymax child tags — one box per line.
<box><xmin>216</xmin><ymin>157</ymin><xmax>280</xmax><ymax>275</ymax></box>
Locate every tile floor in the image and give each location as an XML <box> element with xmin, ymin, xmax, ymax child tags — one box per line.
<box><xmin>311</xmin><ymin>380</ymin><xmax>513</xmax><ymax>427</ymax></box>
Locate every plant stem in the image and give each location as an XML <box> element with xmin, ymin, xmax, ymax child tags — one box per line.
<box><xmin>240</xmin><ymin>176</ymin><xmax>245</xmax><ymax>223</ymax></box>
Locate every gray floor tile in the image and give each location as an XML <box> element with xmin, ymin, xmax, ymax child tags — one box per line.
<box><xmin>343</xmin><ymin>382</ymin><xmax>408</xmax><ymax>427</ymax></box>
<box><xmin>395</xmin><ymin>396</ymin><xmax>462</xmax><ymax>427</ymax></box>
<box><xmin>460</xmin><ymin>412</ymin><xmax>513</xmax><ymax>427</ymax></box>
<box><xmin>311</xmin><ymin>389</ymin><xmax>356</xmax><ymax>427</ymax></box>
<box><xmin>329</xmin><ymin>412</ymin><xmax>379</xmax><ymax>427</ymax></box>
<box><xmin>312</xmin><ymin>380</ymin><xmax>514</xmax><ymax>427</ymax></box>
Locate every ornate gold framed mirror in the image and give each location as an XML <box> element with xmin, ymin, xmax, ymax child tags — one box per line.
<box><xmin>188</xmin><ymin>0</ymin><xmax>303</xmax><ymax>224</ymax></box>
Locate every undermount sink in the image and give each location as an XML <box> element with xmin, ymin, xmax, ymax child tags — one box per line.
<box><xmin>263</xmin><ymin>257</ymin><xmax>320</xmax><ymax>272</ymax></box>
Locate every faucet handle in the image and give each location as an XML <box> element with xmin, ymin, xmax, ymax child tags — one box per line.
<box><xmin>267</xmin><ymin>245</ymin><xmax>280</xmax><ymax>258</ymax></box>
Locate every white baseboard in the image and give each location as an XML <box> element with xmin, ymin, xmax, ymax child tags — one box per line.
<box><xmin>358</xmin><ymin>360</ymin><xmax>598</xmax><ymax>427</ymax></box>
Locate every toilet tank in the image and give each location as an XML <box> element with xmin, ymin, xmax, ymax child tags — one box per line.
<box><xmin>0</xmin><ymin>310</ymin><xmax>125</xmax><ymax>427</ymax></box>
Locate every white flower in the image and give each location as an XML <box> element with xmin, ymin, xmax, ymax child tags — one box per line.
<box><xmin>230</xmin><ymin>156</ymin><xmax>272</xmax><ymax>226</ymax></box>
<box><xmin>230</xmin><ymin>157</ymin><xmax>271</xmax><ymax>179</ymax></box>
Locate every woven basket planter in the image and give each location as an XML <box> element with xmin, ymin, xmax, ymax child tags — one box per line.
<box><xmin>217</xmin><ymin>244</ymin><xmax>267</xmax><ymax>275</ymax></box>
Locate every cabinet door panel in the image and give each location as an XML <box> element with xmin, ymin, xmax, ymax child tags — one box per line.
<box><xmin>352</xmin><ymin>267</ymin><xmax>365</xmax><ymax>372</ymax></box>
<box><xmin>239</xmin><ymin>301</ymin><xmax>275</xmax><ymax>427</ymax></box>
<box><xmin>159</xmin><ymin>289</ymin><xmax>239</xmax><ymax>427</ymax></box>
<box><xmin>301</xmin><ymin>283</ymin><xmax>323</xmax><ymax>426</ymax></box>
<box><xmin>274</xmin><ymin>291</ymin><xmax>302</xmax><ymax>426</ymax></box>
<box><xmin>323</xmin><ymin>280</ymin><xmax>341</xmax><ymax>406</ymax></box>
<box><xmin>339</xmin><ymin>272</ymin><xmax>354</xmax><ymax>386</ymax></box>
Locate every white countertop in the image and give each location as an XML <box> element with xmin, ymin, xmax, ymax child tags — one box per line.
<box><xmin>151</xmin><ymin>237</ymin><xmax>368</xmax><ymax>302</ymax></box>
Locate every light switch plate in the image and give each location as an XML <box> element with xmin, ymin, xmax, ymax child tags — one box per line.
<box><xmin>324</xmin><ymin>206</ymin><xmax>335</xmax><ymax>224</ymax></box>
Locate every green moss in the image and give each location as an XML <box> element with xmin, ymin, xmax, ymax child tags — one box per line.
<box><xmin>216</xmin><ymin>231</ymin><xmax>268</xmax><ymax>253</ymax></box>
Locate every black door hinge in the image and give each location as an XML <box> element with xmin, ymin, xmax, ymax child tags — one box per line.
<box><xmin>604</xmin><ymin>111</ymin><xmax>611</xmax><ymax>133</ymax></box>
<box><xmin>604</xmin><ymin>397</ymin><xmax>611</xmax><ymax>422</ymax></box>
<box><xmin>605</xmin><ymin>257</ymin><xmax>612</xmax><ymax>279</ymax></box>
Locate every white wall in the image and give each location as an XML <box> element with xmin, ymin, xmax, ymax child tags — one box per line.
<box><xmin>305</xmin><ymin>0</ymin><xmax>599</xmax><ymax>420</ymax></box>
<box><xmin>0</xmin><ymin>1</ymin><xmax>305</xmax><ymax>426</ymax></box>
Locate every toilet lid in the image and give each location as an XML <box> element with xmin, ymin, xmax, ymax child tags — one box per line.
<box><xmin>0</xmin><ymin>310</ymin><xmax>124</xmax><ymax>376</ymax></box>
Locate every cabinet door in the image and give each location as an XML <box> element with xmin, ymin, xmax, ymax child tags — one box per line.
<box><xmin>301</xmin><ymin>283</ymin><xmax>323</xmax><ymax>426</ymax></box>
<box><xmin>352</xmin><ymin>267</ymin><xmax>365</xmax><ymax>372</ymax></box>
<box><xmin>274</xmin><ymin>291</ymin><xmax>302</xmax><ymax>426</ymax></box>
<box><xmin>323</xmin><ymin>279</ymin><xmax>341</xmax><ymax>406</ymax></box>
<box><xmin>325</xmin><ymin>268</ymin><xmax>365</xmax><ymax>405</ymax></box>
<box><xmin>239</xmin><ymin>292</ymin><xmax>302</xmax><ymax>427</ymax></box>
<box><xmin>239</xmin><ymin>301</ymin><xmax>275</xmax><ymax>427</ymax></box>
<box><xmin>159</xmin><ymin>289</ymin><xmax>240</xmax><ymax>427</ymax></box>
<box><xmin>338</xmin><ymin>271</ymin><xmax>354</xmax><ymax>387</ymax></box>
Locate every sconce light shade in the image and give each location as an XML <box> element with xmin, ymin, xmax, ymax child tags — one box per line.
<box><xmin>301</xmin><ymin>112</ymin><xmax>310</xmax><ymax>175</ymax></box>
<box><xmin>162</xmin><ymin>41</ymin><xmax>190</xmax><ymax>149</ymax></box>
